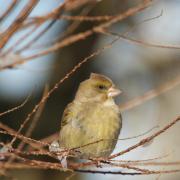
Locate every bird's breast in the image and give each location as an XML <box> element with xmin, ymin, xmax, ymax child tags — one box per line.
<box><xmin>80</xmin><ymin>103</ymin><xmax>121</xmax><ymax>139</ymax></box>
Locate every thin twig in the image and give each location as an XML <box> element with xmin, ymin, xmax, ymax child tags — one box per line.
<box><xmin>101</xmin><ymin>30</ymin><xmax>180</xmax><ymax>50</ymax></box>
<box><xmin>109</xmin><ymin>116</ymin><xmax>180</xmax><ymax>159</ymax></box>
<box><xmin>18</xmin><ymin>85</ymin><xmax>49</xmax><ymax>150</ymax></box>
<box><xmin>0</xmin><ymin>93</ymin><xmax>31</xmax><ymax>118</ymax></box>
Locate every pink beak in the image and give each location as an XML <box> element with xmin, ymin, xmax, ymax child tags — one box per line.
<box><xmin>108</xmin><ymin>87</ymin><xmax>122</xmax><ymax>97</ymax></box>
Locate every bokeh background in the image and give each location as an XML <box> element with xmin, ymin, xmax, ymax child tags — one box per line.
<box><xmin>0</xmin><ymin>0</ymin><xmax>180</xmax><ymax>179</ymax></box>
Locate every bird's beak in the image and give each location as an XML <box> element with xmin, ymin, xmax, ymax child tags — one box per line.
<box><xmin>108</xmin><ymin>87</ymin><xmax>122</xmax><ymax>97</ymax></box>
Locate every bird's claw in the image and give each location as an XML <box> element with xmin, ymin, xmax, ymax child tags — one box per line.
<box><xmin>49</xmin><ymin>141</ymin><xmax>70</xmax><ymax>170</ymax></box>
<box><xmin>58</xmin><ymin>154</ymin><xmax>68</xmax><ymax>169</ymax></box>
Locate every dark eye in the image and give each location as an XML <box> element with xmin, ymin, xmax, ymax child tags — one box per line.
<box><xmin>98</xmin><ymin>85</ymin><xmax>106</xmax><ymax>90</ymax></box>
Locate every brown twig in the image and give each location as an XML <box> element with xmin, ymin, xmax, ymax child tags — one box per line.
<box><xmin>0</xmin><ymin>130</ymin><xmax>49</xmax><ymax>148</ymax></box>
<box><xmin>1</xmin><ymin>24</ymin><xmax>41</xmax><ymax>57</ymax></box>
<box><xmin>0</xmin><ymin>0</ymin><xmax>18</xmax><ymax>23</ymax></box>
<box><xmin>109</xmin><ymin>116</ymin><xmax>180</xmax><ymax>159</ymax></box>
<box><xmin>101</xmin><ymin>30</ymin><xmax>180</xmax><ymax>50</ymax></box>
<box><xmin>0</xmin><ymin>0</ymin><xmax>40</xmax><ymax>50</ymax></box>
<box><xmin>18</xmin><ymin>85</ymin><xmax>49</xmax><ymax>150</ymax></box>
<box><xmin>0</xmin><ymin>93</ymin><xmax>31</xmax><ymax>118</ymax></box>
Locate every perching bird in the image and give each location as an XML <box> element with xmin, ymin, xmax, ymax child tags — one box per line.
<box><xmin>59</xmin><ymin>73</ymin><xmax>122</xmax><ymax>160</ymax></box>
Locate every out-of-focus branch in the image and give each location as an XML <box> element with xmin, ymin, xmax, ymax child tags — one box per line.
<box><xmin>0</xmin><ymin>0</ymin><xmax>152</xmax><ymax>69</ymax></box>
<box><xmin>119</xmin><ymin>75</ymin><xmax>180</xmax><ymax>111</ymax></box>
<box><xmin>0</xmin><ymin>0</ymin><xmax>18</xmax><ymax>23</ymax></box>
<box><xmin>0</xmin><ymin>0</ymin><xmax>40</xmax><ymax>49</ymax></box>
<box><xmin>24</xmin><ymin>0</ymin><xmax>152</xmax><ymax>60</ymax></box>
<box><xmin>64</xmin><ymin>0</ymin><xmax>100</xmax><ymax>11</ymax></box>
<box><xmin>100</xmin><ymin>30</ymin><xmax>180</xmax><ymax>50</ymax></box>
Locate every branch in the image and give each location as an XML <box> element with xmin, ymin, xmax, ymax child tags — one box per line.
<box><xmin>109</xmin><ymin>116</ymin><xmax>180</xmax><ymax>159</ymax></box>
<box><xmin>0</xmin><ymin>0</ymin><xmax>40</xmax><ymax>49</ymax></box>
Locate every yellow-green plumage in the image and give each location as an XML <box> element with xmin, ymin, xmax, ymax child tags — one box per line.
<box><xmin>59</xmin><ymin>73</ymin><xmax>122</xmax><ymax>158</ymax></box>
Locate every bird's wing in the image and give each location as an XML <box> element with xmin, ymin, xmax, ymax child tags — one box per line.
<box><xmin>60</xmin><ymin>102</ymin><xmax>74</xmax><ymax>128</ymax></box>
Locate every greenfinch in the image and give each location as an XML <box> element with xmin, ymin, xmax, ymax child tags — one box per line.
<box><xmin>59</xmin><ymin>73</ymin><xmax>122</xmax><ymax>159</ymax></box>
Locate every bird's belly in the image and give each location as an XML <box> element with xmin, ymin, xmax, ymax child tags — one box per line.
<box><xmin>60</xmin><ymin>110</ymin><xmax>121</xmax><ymax>158</ymax></box>
<box><xmin>80</xmin><ymin>119</ymin><xmax>120</xmax><ymax>158</ymax></box>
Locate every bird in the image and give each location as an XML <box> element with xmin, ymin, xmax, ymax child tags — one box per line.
<box><xmin>58</xmin><ymin>73</ymin><xmax>122</xmax><ymax>164</ymax></box>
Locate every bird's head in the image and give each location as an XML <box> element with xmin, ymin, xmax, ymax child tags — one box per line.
<box><xmin>75</xmin><ymin>73</ymin><xmax>121</xmax><ymax>103</ymax></box>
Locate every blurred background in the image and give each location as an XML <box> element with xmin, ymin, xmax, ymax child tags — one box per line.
<box><xmin>0</xmin><ymin>0</ymin><xmax>180</xmax><ymax>179</ymax></box>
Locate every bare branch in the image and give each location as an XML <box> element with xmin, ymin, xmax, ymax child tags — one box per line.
<box><xmin>0</xmin><ymin>0</ymin><xmax>40</xmax><ymax>49</ymax></box>
<box><xmin>0</xmin><ymin>93</ymin><xmax>31</xmax><ymax>118</ymax></box>
<box><xmin>109</xmin><ymin>116</ymin><xmax>180</xmax><ymax>159</ymax></box>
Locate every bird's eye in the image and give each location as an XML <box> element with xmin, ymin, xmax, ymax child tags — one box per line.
<box><xmin>98</xmin><ymin>85</ymin><xmax>106</xmax><ymax>90</ymax></box>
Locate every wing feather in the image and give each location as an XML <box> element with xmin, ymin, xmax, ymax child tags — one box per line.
<box><xmin>60</xmin><ymin>102</ymin><xmax>74</xmax><ymax>128</ymax></box>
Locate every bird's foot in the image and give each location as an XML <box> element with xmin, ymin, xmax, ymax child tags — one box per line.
<box><xmin>49</xmin><ymin>141</ymin><xmax>71</xmax><ymax>171</ymax></box>
<box><xmin>58</xmin><ymin>155</ymin><xmax>68</xmax><ymax>169</ymax></box>
<box><xmin>57</xmin><ymin>149</ymin><xmax>73</xmax><ymax>170</ymax></box>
